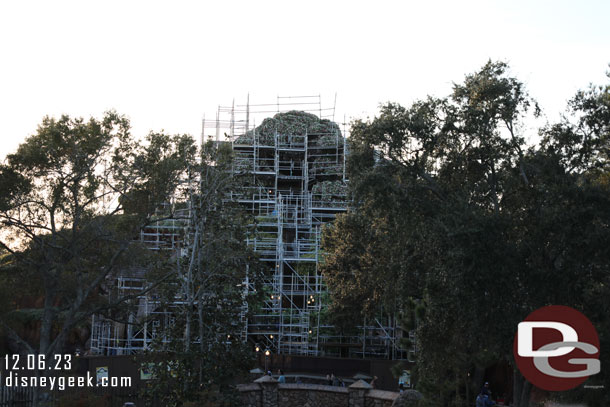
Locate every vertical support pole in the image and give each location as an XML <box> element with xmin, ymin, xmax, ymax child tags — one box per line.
<box><xmin>333</xmin><ymin>92</ymin><xmax>337</xmax><ymax>122</ymax></box>
<box><xmin>246</xmin><ymin>93</ymin><xmax>250</xmax><ymax>135</ymax></box>
<box><xmin>363</xmin><ymin>317</ymin><xmax>366</xmax><ymax>358</ymax></box>
<box><xmin>127</xmin><ymin>313</ymin><xmax>133</xmax><ymax>352</ymax></box>
<box><xmin>143</xmin><ymin>321</ymin><xmax>148</xmax><ymax>351</ymax></box>
<box><xmin>303</xmin><ymin>129</ymin><xmax>308</xmax><ymax>192</ymax></box>
<box><xmin>201</xmin><ymin>114</ymin><xmax>205</xmax><ymax>147</ymax></box>
<box><xmin>230</xmin><ymin>99</ymin><xmax>235</xmax><ymax>140</ymax></box>
<box><xmin>253</xmin><ymin>119</ymin><xmax>258</xmax><ymax>174</ymax></box>
<box><xmin>318</xmin><ymin>94</ymin><xmax>322</xmax><ymax>119</ymax></box>
<box><xmin>216</xmin><ymin>108</ymin><xmax>220</xmax><ymax>144</ymax></box>
<box><xmin>343</xmin><ymin>114</ymin><xmax>347</xmax><ymax>182</ymax></box>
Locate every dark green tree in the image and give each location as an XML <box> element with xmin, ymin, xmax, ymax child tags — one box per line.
<box><xmin>140</xmin><ymin>141</ymin><xmax>264</xmax><ymax>407</ymax></box>
<box><xmin>0</xmin><ymin>112</ymin><xmax>195</xmax><ymax>404</ymax></box>
<box><xmin>322</xmin><ymin>62</ymin><xmax>609</xmax><ymax>407</ymax></box>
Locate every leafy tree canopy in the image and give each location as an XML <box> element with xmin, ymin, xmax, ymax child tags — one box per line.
<box><xmin>321</xmin><ymin>61</ymin><xmax>610</xmax><ymax>407</ymax></box>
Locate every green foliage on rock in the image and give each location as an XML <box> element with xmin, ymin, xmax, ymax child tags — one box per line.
<box><xmin>312</xmin><ymin>180</ymin><xmax>347</xmax><ymax>198</ymax></box>
<box><xmin>311</xmin><ymin>157</ymin><xmax>343</xmax><ymax>175</ymax></box>
<box><xmin>235</xmin><ymin>110</ymin><xmax>341</xmax><ymax>145</ymax></box>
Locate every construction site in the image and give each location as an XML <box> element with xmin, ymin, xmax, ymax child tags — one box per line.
<box><xmin>89</xmin><ymin>95</ymin><xmax>410</xmax><ymax>361</ymax></box>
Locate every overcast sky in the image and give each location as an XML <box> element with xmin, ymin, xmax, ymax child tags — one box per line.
<box><xmin>0</xmin><ymin>0</ymin><xmax>608</xmax><ymax>159</ymax></box>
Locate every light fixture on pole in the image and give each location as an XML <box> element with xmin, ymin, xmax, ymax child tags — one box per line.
<box><xmin>264</xmin><ymin>349</ymin><xmax>271</xmax><ymax>372</ymax></box>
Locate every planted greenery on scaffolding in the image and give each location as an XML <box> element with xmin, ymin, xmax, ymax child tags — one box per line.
<box><xmin>234</xmin><ymin>111</ymin><xmax>341</xmax><ymax>146</ymax></box>
<box><xmin>312</xmin><ymin>180</ymin><xmax>347</xmax><ymax>196</ymax></box>
<box><xmin>227</xmin><ymin>106</ymin><xmax>348</xmax><ymax>358</ymax></box>
<box><xmin>315</xmin><ymin>133</ymin><xmax>341</xmax><ymax>147</ymax></box>
<box><xmin>312</xmin><ymin>181</ymin><xmax>347</xmax><ymax>207</ymax></box>
<box><xmin>311</xmin><ymin>156</ymin><xmax>343</xmax><ymax>175</ymax></box>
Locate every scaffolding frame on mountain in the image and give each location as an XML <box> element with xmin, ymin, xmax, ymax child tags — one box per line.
<box><xmin>89</xmin><ymin>95</ymin><xmax>409</xmax><ymax>360</ymax></box>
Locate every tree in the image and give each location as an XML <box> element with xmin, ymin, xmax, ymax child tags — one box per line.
<box><xmin>140</xmin><ymin>141</ymin><xmax>264</xmax><ymax>406</ymax></box>
<box><xmin>0</xmin><ymin>112</ymin><xmax>194</xmax><ymax>404</ymax></box>
<box><xmin>321</xmin><ymin>61</ymin><xmax>610</xmax><ymax>406</ymax></box>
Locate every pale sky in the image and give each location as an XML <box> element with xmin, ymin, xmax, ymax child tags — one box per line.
<box><xmin>0</xmin><ymin>0</ymin><xmax>608</xmax><ymax>159</ymax></box>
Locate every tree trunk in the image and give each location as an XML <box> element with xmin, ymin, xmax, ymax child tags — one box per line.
<box><xmin>512</xmin><ymin>368</ymin><xmax>531</xmax><ymax>407</ymax></box>
<box><xmin>519</xmin><ymin>380</ymin><xmax>532</xmax><ymax>407</ymax></box>
<box><xmin>184</xmin><ymin>227</ymin><xmax>200</xmax><ymax>353</ymax></box>
<box><xmin>464</xmin><ymin>374</ymin><xmax>470</xmax><ymax>407</ymax></box>
<box><xmin>185</xmin><ymin>306</ymin><xmax>191</xmax><ymax>353</ymax></box>
<box><xmin>513</xmin><ymin>369</ymin><xmax>523</xmax><ymax>407</ymax></box>
<box><xmin>39</xmin><ymin>277</ymin><xmax>57</xmax><ymax>355</ymax></box>
<box><xmin>455</xmin><ymin>370</ymin><xmax>461</xmax><ymax>407</ymax></box>
<box><xmin>473</xmin><ymin>365</ymin><xmax>485</xmax><ymax>395</ymax></box>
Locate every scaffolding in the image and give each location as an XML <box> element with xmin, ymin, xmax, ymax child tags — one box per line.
<box><xmin>89</xmin><ymin>95</ymin><xmax>409</xmax><ymax>360</ymax></box>
<box><xmin>90</xmin><ymin>194</ymin><xmax>195</xmax><ymax>355</ymax></box>
<box><xmin>204</xmin><ymin>95</ymin><xmax>409</xmax><ymax>359</ymax></box>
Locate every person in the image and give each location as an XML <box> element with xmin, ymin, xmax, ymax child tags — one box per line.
<box><xmin>332</xmin><ymin>374</ymin><xmax>340</xmax><ymax>386</ymax></box>
<box><xmin>475</xmin><ymin>391</ymin><xmax>494</xmax><ymax>407</ymax></box>
<box><xmin>370</xmin><ymin>376</ymin><xmax>378</xmax><ymax>389</ymax></box>
<box><xmin>326</xmin><ymin>374</ymin><xmax>332</xmax><ymax>385</ymax></box>
<box><xmin>481</xmin><ymin>382</ymin><xmax>491</xmax><ymax>396</ymax></box>
<box><xmin>398</xmin><ymin>383</ymin><xmax>405</xmax><ymax>393</ymax></box>
<box><xmin>278</xmin><ymin>369</ymin><xmax>286</xmax><ymax>383</ymax></box>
